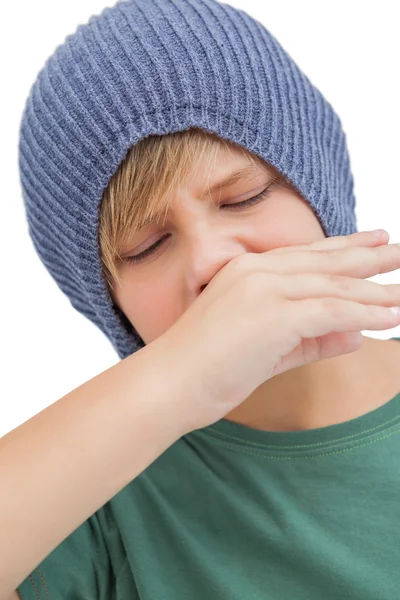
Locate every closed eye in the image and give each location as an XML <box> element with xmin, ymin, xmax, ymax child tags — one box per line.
<box><xmin>125</xmin><ymin>183</ymin><xmax>275</xmax><ymax>265</ymax></box>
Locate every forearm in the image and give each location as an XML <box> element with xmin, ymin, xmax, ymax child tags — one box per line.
<box><xmin>0</xmin><ymin>338</ymin><xmax>190</xmax><ymax>598</ymax></box>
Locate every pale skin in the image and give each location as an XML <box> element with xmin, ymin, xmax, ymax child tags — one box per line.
<box><xmin>112</xmin><ymin>144</ymin><xmax>400</xmax><ymax>432</ymax></box>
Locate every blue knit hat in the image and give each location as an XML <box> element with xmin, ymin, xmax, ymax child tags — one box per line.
<box><xmin>18</xmin><ymin>0</ymin><xmax>358</xmax><ymax>360</ymax></box>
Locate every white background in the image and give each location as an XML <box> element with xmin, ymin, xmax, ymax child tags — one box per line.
<box><xmin>1</xmin><ymin>0</ymin><xmax>399</xmax><ymax>437</ymax></box>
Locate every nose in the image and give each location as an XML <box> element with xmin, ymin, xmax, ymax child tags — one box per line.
<box><xmin>184</xmin><ymin>227</ymin><xmax>246</xmax><ymax>295</ymax></box>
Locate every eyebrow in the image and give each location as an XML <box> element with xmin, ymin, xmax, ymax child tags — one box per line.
<box><xmin>204</xmin><ymin>164</ymin><xmax>267</xmax><ymax>197</ymax></box>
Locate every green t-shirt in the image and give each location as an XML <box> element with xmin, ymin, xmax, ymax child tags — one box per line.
<box><xmin>18</xmin><ymin>338</ymin><xmax>400</xmax><ymax>600</ymax></box>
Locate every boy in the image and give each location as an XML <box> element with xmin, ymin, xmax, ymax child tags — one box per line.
<box><xmin>2</xmin><ymin>0</ymin><xmax>400</xmax><ymax>598</ymax></box>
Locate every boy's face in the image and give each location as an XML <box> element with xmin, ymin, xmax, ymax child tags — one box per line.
<box><xmin>112</xmin><ymin>145</ymin><xmax>326</xmax><ymax>344</ymax></box>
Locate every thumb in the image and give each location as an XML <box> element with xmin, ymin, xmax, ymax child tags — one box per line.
<box><xmin>272</xmin><ymin>331</ymin><xmax>363</xmax><ymax>377</ymax></box>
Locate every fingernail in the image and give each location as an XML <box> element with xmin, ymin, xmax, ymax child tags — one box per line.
<box><xmin>370</xmin><ymin>229</ymin><xmax>387</xmax><ymax>237</ymax></box>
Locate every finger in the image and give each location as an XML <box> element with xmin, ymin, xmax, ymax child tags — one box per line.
<box><xmin>308</xmin><ymin>230</ymin><xmax>389</xmax><ymax>251</ymax></box>
<box><xmin>290</xmin><ymin>297</ymin><xmax>400</xmax><ymax>341</ymax></box>
<box><xmin>272</xmin><ymin>331</ymin><xmax>363</xmax><ymax>377</ymax></box>
<box><xmin>266</xmin><ymin>230</ymin><xmax>389</xmax><ymax>256</ymax></box>
<box><xmin>262</xmin><ymin>244</ymin><xmax>400</xmax><ymax>279</ymax></box>
<box><xmin>278</xmin><ymin>273</ymin><xmax>400</xmax><ymax>307</ymax></box>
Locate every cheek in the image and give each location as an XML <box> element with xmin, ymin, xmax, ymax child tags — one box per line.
<box><xmin>118</xmin><ymin>273</ymin><xmax>180</xmax><ymax>344</ymax></box>
<box><xmin>254</xmin><ymin>195</ymin><xmax>325</xmax><ymax>250</ymax></box>
<box><xmin>247</xmin><ymin>217</ymin><xmax>301</xmax><ymax>252</ymax></box>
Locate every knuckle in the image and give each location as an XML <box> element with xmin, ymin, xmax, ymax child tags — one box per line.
<box><xmin>321</xmin><ymin>248</ymin><xmax>337</xmax><ymax>258</ymax></box>
<box><xmin>366</xmin><ymin>246</ymin><xmax>385</xmax><ymax>273</ymax></box>
<box><xmin>321</xmin><ymin>297</ymin><xmax>342</xmax><ymax>316</ymax></box>
<box><xmin>242</xmin><ymin>269</ymin><xmax>260</xmax><ymax>290</ymax></box>
<box><xmin>240</xmin><ymin>269</ymin><xmax>264</xmax><ymax>297</ymax></box>
<box><xmin>371</xmin><ymin>245</ymin><xmax>384</xmax><ymax>261</ymax></box>
<box><xmin>226</xmin><ymin>253</ymin><xmax>253</xmax><ymax>277</ymax></box>
<box><xmin>231</xmin><ymin>252</ymin><xmax>257</xmax><ymax>271</ymax></box>
<box><xmin>361</xmin><ymin>303</ymin><xmax>376</xmax><ymax>320</ymax></box>
<box><xmin>327</xmin><ymin>273</ymin><xmax>352</xmax><ymax>292</ymax></box>
<box><xmin>243</xmin><ymin>269</ymin><xmax>275</xmax><ymax>292</ymax></box>
<box><xmin>319</xmin><ymin>248</ymin><xmax>338</xmax><ymax>266</ymax></box>
<box><xmin>370</xmin><ymin>246</ymin><xmax>381</xmax><ymax>256</ymax></box>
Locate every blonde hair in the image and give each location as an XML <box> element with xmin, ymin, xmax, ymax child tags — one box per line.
<box><xmin>98</xmin><ymin>127</ymin><xmax>287</xmax><ymax>298</ymax></box>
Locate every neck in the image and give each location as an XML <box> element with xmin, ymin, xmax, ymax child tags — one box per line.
<box><xmin>224</xmin><ymin>335</ymin><xmax>400</xmax><ymax>432</ymax></box>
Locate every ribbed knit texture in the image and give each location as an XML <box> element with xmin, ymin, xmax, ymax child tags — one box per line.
<box><xmin>18</xmin><ymin>0</ymin><xmax>358</xmax><ymax>360</ymax></box>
